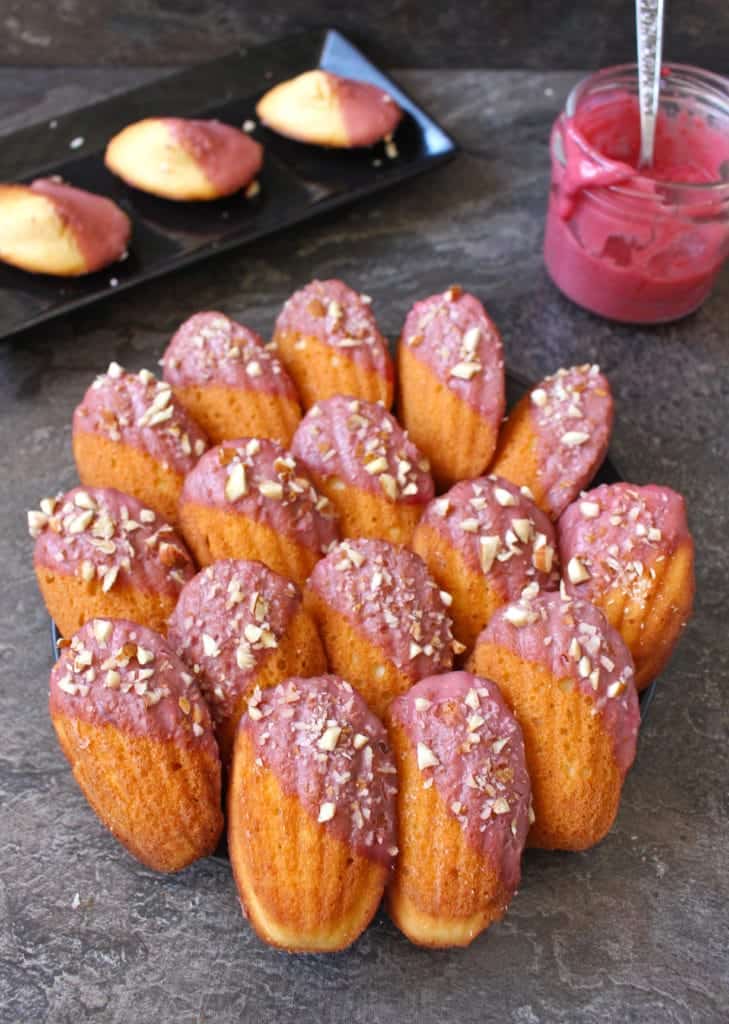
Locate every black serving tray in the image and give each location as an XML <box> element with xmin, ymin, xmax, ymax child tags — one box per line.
<box><xmin>0</xmin><ymin>28</ymin><xmax>457</xmax><ymax>341</ymax></box>
<box><xmin>47</xmin><ymin>368</ymin><xmax>657</xmax><ymax>721</ymax></box>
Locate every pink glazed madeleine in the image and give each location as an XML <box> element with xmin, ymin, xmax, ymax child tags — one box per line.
<box><xmin>386</xmin><ymin>671</ymin><xmax>532</xmax><ymax>948</ymax></box>
<box><xmin>0</xmin><ymin>178</ymin><xmax>130</xmax><ymax>277</ymax></box>
<box><xmin>105</xmin><ymin>117</ymin><xmax>263</xmax><ymax>201</ymax></box>
<box><xmin>304</xmin><ymin>539</ymin><xmax>458</xmax><ymax>718</ymax></box>
<box><xmin>73</xmin><ymin>361</ymin><xmax>209</xmax><ymax>524</ymax></box>
<box><xmin>50</xmin><ymin>618</ymin><xmax>223</xmax><ymax>872</ymax></box>
<box><xmin>29</xmin><ymin>486</ymin><xmax>195</xmax><ymax>637</ymax></box>
<box><xmin>412</xmin><ymin>474</ymin><xmax>560</xmax><ymax>652</ymax></box>
<box><xmin>256</xmin><ymin>70</ymin><xmax>402</xmax><ymax>148</ymax></box>
<box><xmin>161</xmin><ymin>311</ymin><xmax>302</xmax><ymax>445</ymax></box>
<box><xmin>272</xmin><ymin>279</ymin><xmax>394</xmax><ymax>409</ymax></box>
<box><xmin>178</xmin><ymin>437</ymin><xmax>340</xmax><ymax>584</ymax></box>
<box><xmin>490</xmin><ymin>364</ymin><xmax>614</xmax><ymax>519</ymax></box>
<box><xmin>228</xmin><ymin>674</ymin><xmax>398</xmax><ymax>952</ymax></box>
<box><xmin>468</xmin><ymin>590</ymin><xmax>640</xmax><ymax>850</ymax></box>
<box><xmin>397</xmin><ymin>286</ymin><xmax>506</xmax><ymax>489</ymax></box>
<box><xmin>558</xmin><ymin>482</ymin><xmax>695</xmax><ymax>689</ymax></box>
<box><xmin>167</xmin><ymin>559</ymin><xmax>326</xmax><ymax>763</ymax></box>
<box><xmin>291</xmin><ymin>395</ymin><xmax>434</xmax><ymax>545</ymax></box>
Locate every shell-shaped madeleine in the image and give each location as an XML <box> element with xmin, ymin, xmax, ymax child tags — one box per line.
<box><xmin>272</xmin><ymin>279</ymin><xmax>394</xmax><ymax>409</ymax></box>
<box><xmin>291</xmin><ymin>395</ymin><xmax>434</xmax><ymax>544</ymax></box>
<box><xmin>558</xmin><ymin>482</ymin><xmax>694</xmax><ymax>689</ymax></box>
<box><xmin>0</xmin><ymin>178</ymin><xmax>130</xmax><ymax>276</ymax></box>
<box><xmin>305</xmin><ymin>539</ymin><xmax>457</xmax><ymax>718</ymax></box>
<box><xmin>398</xmin><ymin>285</ymin><xmax>505</xmax><ymax>489</ymax></box>
<box><xmin>256</xmin><ymin>70</ymin><xmax>402</xmax><ymax>148</ymax></box>
<box><xmin>468</xmin><ymin>590</ymin><xmax>639</xmax><ymax>850</ymax></box>
<box><xmin>50</xmin><ymin>619</ymin><xmax>223</xmax><ymax>871</ymax></box>
<box><xmin>161</xmin><ymin>311</ymin><xmax>302</xmax><ymax>445</ymax></box>
<box><xmin>105</xmin><ymin>117</ymin><xmax>263</xmax><ymax>201</ymax></box>
<box><xmin>29</xmin><ymin>486</ymin><xmax>195</xmax><ymax>637</ymax></box>
<box><xmin>490</xmin><ymin>364</ymin><xmax>614</xmax><ymax>519</ymax></box>
<box><xmin>73</xmin><ymin>361</ymin><xmax>209</xmax><ymax>524</ymax></box>
<box><xmin>386</xmin><ymin>671</ymin><xmax>531</xmax><ymax>948</ymax></box>
<box><xmin>167</xmin><ymin>559</ymin><xmax>326</xmax><ymax>763</ymax></box>
<box><xmin>228</xmin><ymin>675</ymin><xmax>398</xmax><ymax>952</ymax></box>
<box><xmin>178</xmin><ymin>438</ymin><xmax>340</xmax><ymax>583</ymax></box>
<box><xmin>412</xmin><ymin>474</ymin><xmax>559</xmax><ymax>652</ymax></box>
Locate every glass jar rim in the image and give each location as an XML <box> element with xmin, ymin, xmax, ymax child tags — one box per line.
<box><xmin>562</xmin><ymin>62</ymin><xmax>729</xmax><ymax>198</ymax></box>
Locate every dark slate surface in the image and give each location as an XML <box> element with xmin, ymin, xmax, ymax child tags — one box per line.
<box><xmin>1</xmin><ymin>2</ymin><xmax>729</xmax><ymax>72</ymax></box>
<box><xmin>1</xmin><ymin>68</ymin><xmax>728</xmax><ymax>1024</ymax></box>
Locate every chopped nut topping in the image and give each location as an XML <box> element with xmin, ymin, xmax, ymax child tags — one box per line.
<box><xmin>416</xmin><ymin>742</ymin><xmax>440</xmax><ymax>770</ymax></box>
<box><xmin>317</xmin><ymin>802</ymin><xmax>336</xmax><ymax>823</ymax></box>
<box><xmin>317</xmin><ymin>725</ymin><xmax>342</xmax><ymax>751</ymax></box>
<box><xmin>225</xmin><ymin>462</ymin><xmax>248</xmax><ymax>503</ymax></box>
<box><xmin>258</xmin><ymin>480</ymin><xmax>284</xmax><ymax>500</ymax></box>
<box><xmin>365</xmin><ymin>456</ymin><xmax>388</xmax><ymax>475</ymax></box>
<box><xmin>567</xmin><ymin>556</ymin><xmax>591</xmax><ymax>584</ymax></box>
<box><xmin>202</xmin><ymin>633</ymin><xmax>221</xmax><ymax>658</ymax></box>
<box><xmin>511</xmin><ymin>518</ymin><xmax>532</xmax><ymax>544</ymax></box>
<box><xmin>101</xmin><ymin>565</ymin><xmax>119</xmax><ymax>592</ymax></box>
<box><xmin>449</xmin><ymin>361</ymin><xmax>481</xmax><ymax>380</ymax></box>
<box><xmin>531</xmin><ymin>388</ymin><xmax>548</xmax><ymax>407</ymax></box>
<box><xmin>494</xmin><ymin>486</ymin><xmax>516</xmax><ymax>507</ymax></box>
<box><xmin>379</xmin><ymin>473</ymin><xmax>398</xmax><ymax>501</ymax></box>
<box><xmin>561</xmin><ymin>431</ymin><xmax>590</xmax><ymax>448</ymax></box>
<box><xmin>504</xmin><ymin>604</ymin><xmax>537</xmax><ymax>627</ymax></box>
<box><xmin>479</xmin><ymin>534</ymin><xmax>500</xmax><ymax>574</ymax></box>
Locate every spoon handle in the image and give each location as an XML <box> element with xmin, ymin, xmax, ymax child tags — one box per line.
<box><xmin>635</xmin><ymin>0</ymin><xmax>665</xmax><ymax>168</ymax></box>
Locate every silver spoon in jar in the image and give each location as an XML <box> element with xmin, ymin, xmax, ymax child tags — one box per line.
<box><xmin>635</xmin><ymin>0</ymin><xmax>666</xmax><ymax>167</ymax></box>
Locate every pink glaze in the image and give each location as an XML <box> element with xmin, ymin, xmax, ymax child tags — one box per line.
<box><xmin>400</xmin><ymin>286</ymin><xmax>505</xmax><ymax>422</ymax></box>
<box><xmin>274</xmin><ymin>279</ymin><xmax>393</xmax><ymax>380</ymax></box>
<box><xmin>73</xmin><ymin>362</ymin><xmax>209</xmax><ymax>475</ymax></box>
<box><xmin>419</xmin><ymin>475</ymin><xmax>560</xmax><ymax>599</ymax></box>
<box><xmin>544</xmin><ymin>88</ymin><xmax>729</xmax><ymax>323</ymax></box>
<box><xmin>520</xmin><ymin>364</ymin><xmax>613</xmax><ymax>519</ymax></box>
<box><xmin>30</xmin><ymin>177</ymin><xmax>131</xmax><ymax>273</ymax></box>
<box><xmin>307</xmin><ymin>539</ymin><xmax>457</xmax><ymax>679</ymax></box>
<box><xmin>389</xmin><ymin>671</ymin><xmax>531</xmax><ymax>892</ymax></box>
<box><xmin>30</xmin><ymin>486</ymin><xmax>195</xmax><ymax>597</ymax></box>
<box><xmin>476</xmin><ymin>591</ymin><xmax>639</xmax><ymax>776</ymax></box>
<box><xmin>558</xmin><ymin>482</ymin><xmax>693</xmax><ymax>605</ymax></box>
<box><xmin>239</xmin><ymin>674</ymin><xmax>398</xmax><ymax>866</ymax></box>
<box><xmin>291</xmin><ymin>395</ymin><xmax>433</xmax><ymax>506</ymax></box>
<box><xmin>50</xmin><ymin>618</ymin><xmax>217</xmax><ymax>756</ymax></box>
<box><xmin>161</xmin><ymin>312</ymin><xmax>298</xmax><ymax>398</ymax></box>
<box><xmin>327</xmin><ymin>73</ymin><xmax>403</xmax><ymax>147</ymax></box>
<box><xmin>180</xmin><ymin>438</ymin><xmax>340</xmax><ymax>555</ymax></box>
<box><xmin>166</xmin><ymin>118</ymin><xmax>263</xmax><ymax>196</ymax></box>
<box><xmin>167</xmin><ymin>559</ymin><xmax>301</xmax><ymax>723</ymax></box>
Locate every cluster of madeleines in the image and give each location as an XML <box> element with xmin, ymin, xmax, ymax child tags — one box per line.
<box><xmin>29</xmin><ymin>280</ymin><xmax>695</xmax><ymax>952</ymax></box>
<box><xmin>0</xmin><ymin>71</ymin><xmax>402</xmax><ymax>279</ymax></box>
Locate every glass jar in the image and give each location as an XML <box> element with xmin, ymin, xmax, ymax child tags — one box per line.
<box><xmin>544</xmin><ymin>64</ymin><xmax>729</xmax><ymax>324</ymax></box>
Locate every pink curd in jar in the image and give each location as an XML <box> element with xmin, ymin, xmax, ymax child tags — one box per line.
<box><xmin>544</xmin><ymin>65</ymin><xmax>729</xmax><ymax>323</ymax></box>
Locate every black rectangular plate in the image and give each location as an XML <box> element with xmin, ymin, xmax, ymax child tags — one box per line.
<box><xmin>47</xmin><ymin>369</ymin><xmax>657</xmax><ymax>722</ymax></box>
<box><xmin>0</xmin><ymin>28</ymin><xmax>457</xmax><ymax>341</ymax></box>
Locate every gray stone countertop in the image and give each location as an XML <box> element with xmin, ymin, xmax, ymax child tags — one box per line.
<box><xmin>0</xmin><ymin>68</ymin><xmax>727</xmax><ymax>1024</ymax></box>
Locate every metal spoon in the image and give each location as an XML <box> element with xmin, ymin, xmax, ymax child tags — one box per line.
<box><xmin>635</xmin><ymin>0</ymin><xmax>666</xmax><ymax>168</ymax></box>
